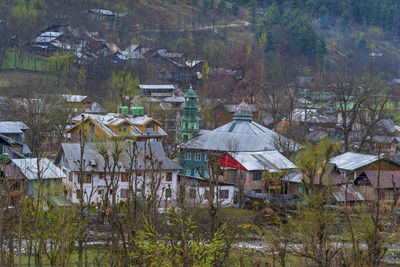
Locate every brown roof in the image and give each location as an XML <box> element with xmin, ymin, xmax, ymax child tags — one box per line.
<box><xmin>358</xmin><ymin>171</ymin><xmax>400</xmax><ymax>189</ymax></box>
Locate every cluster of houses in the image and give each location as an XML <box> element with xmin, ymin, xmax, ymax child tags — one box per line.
<box><xmin>31</xmin><ymin>18</ymin><xmax>204</xmax><ymax>83</ymax></box>
<box><xmin>1</xmin><ymin>86</ymin><xmax>400</xmax><ymax>210</ymax></box>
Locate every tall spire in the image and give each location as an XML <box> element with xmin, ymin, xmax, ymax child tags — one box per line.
<box><xmin>178</xmin><ymin>86</ymin><xmax>201</xmax><ymax>143</ymax></box>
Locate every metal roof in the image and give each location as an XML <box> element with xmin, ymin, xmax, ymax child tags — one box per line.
<box><xmin>163</xmin><ymin>96</ymin><xmax>185</xmax><ymax>103</ymax></box>
<box><xmin>356</xmin><ymin>171</ymin><xmax>400</xmax><ymax>189</ymax></box>
<box><xmin>58</xmin><ymin>141</ymin><xmax>182</xmax><ymax>172</ymax></box>
<box><xmin>0</xmin><ymin>121</ymin><xmax>28</xmax><ymax>134</ymax></box>
<box><xmin>70</xmin><ymin>113</ymin><xmax>166</xmax><ymax>138</ymax></box>
<box><xmin>228</xmin><ymin>151</ymin><xmax>296</xmax><ymax>172</ymax></box>
<box><xmin>181</xmin><ymin>120</ymin><xmax>298</xmax><ymax>152</ymax></box>
<box><xmin>11</xmin><ymin>158</ymin><xmax>65</xmax><ymax>180</ymax></box>
<box><xmin>332</xmin><ymin>184</ymin><xmax>365</xmax><ymax>202</ymax></box>
<box><xmin>62</xmin><ymin>94</ymin><xmax>88</xmax><ymax>103</ymax></box>
<box><xmin>330</xmin><ymin>152</ymin><xmax>379</xmax><ymax>171</ymax></box>
<box><xmin>139</xmin><ymin>84</ymin><xmax>175</xmax><ymax>90</ymax></box>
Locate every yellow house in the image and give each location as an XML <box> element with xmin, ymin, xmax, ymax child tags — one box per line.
<box><xmin>65</xmin><ymin>113</ymin><xmax>167</xmax><ymax>142</ymax></box>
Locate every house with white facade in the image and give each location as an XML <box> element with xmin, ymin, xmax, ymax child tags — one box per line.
<box><xmin>55</xmin><ymin>141</ymin><xmax>182</xmax><ymax>205</ymax></box>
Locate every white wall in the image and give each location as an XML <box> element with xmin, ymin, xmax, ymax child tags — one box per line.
<box><xmin>60</xmin><ymin>167</ymin><xmax>178</xmax><ymax>204</ymax></box>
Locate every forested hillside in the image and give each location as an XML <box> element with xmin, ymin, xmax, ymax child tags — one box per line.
<box><xmin>1</xmin><ymin>0</ymin><xmax>400</xmax><ymax>101</ymax></box>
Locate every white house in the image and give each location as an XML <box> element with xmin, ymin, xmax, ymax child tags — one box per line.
<box><xmin>55</xmin><ymin>141</ymin><xmax>182</xmax><ymax>204</ymax></box>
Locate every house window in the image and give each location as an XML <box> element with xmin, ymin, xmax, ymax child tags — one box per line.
<box><xmin>379</xmin><ymin>190</ymin><xmax>385</xmax><ymax>199</ymax></box>
<box><xmin>69</xmin><ymin>172</ymin><xmax>73</xmax><ymax>182</ymax></box>
<box><xmin>99</xmin><ymin>173</ymin><xmax>105</xmax><ymax>180</ymax></box>
<box><xmin>146</xmin><ymin>122</ymin><xmax>154</xmax><ymax>133</ymax></box>
<box><xmin>89</xmin><ymin>123</ymin><xmax>95</xmax><ymax>134</ymax></box>
<box><xmin>166</xmin><ymin>172</ymin><xmax>172</xmax><ymax>181</ymax></box>
<box><xmin>189</xmin><ymin>188</ymin><xmax>196</xmax><ymax>199</ymax></box>
<box><xmin>121</xmin><ymin>173</ymin><xmax>129</xmax><ymax>182</ymax></box>
<box><xmin>136</xmin><ymin>171</ymin><xmax>143</xmax><ymax>176</ymax></box>
<box><xmin>184</xmin><ymin>152</ymin><xmax>191</xmax><ymax>160</ymax></box>
<box><xmin>120</xmin><ymin>189</ymin><xmax>128</xmax><ymax>199</ymax></box>
<box><xmin>253</xmin><ymin>171</ymin><xmax>262</xmax><ymax>181</ymax></box>
<box><xmin>78</xmin><ymin>174</ymin><xmax>92</xmax><ymax>184</ymax></box>
<box><xmin>204</xmin><ymin>153</ymin><xmax>207</xmax><ymax>162</ymax></box>
<box><xmin>166</xmin><ymin>188</ymin><xmax>172</xmax><ymax>198</ymax></box>
<box><xmin>194</xmin><ymin>153</ymin><xmax>201</xmax><ymax>161</ymax></box>
<box><xmin>298</xmin><ymin>185</ymin><xmax>304</xmax><ymax>194</ymax></box>
<box><xmin>219</xmin><ymin>190</ymin><xmax>229</xmax><ymax>199</ymax></box>
<box><xmin>185</xmin><ymin>168</ymin><xmax>191</xmax><ymax>176</ymax></box>
<box><xmin>119</xmin><ymin>123</ymin><xmax>127</xmax><ymax>132</ymax></box>
<box><xmin>194</xmin><ymin>169</ymin><xmax>200</xmax><ymax>177</ymax></box>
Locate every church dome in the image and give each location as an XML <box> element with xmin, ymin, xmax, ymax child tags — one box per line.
<box><xmin>233</xmin><ymin>101</ymin><xmax>253</xmax><ymax>121</ymax></box>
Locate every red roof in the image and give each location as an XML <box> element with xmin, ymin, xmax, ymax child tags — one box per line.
<box><xmin>218</xmin><ymin>153</ymin><xmax>247</xmax><ymax>171</ymax></box>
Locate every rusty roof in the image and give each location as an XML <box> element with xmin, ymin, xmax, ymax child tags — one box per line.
<box><xmin>356</xmin><ymin>170</ymin><xmax>400</xmax><ymax>189</ymax></box>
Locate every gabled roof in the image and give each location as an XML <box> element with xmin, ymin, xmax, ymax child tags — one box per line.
<box><xmin>330</xmin><ymin>152</ymin><xmax>379</xmax><ymax>171</ymax></box>
<box><xmin>57</xmin><ymin>141</ymin><xmax>182</xmax><ymax>172</ymax></box>
<box><xmin>355</xmin><ymin>171</ymin><xmax>400</xmax><ymax>189</ymax></box>
<box><xmin>67</xmin><ymin>113</ymin><xmax>166</xmax><ymax>138</ymax></box>
<box><xmin>219</xmin><ymin>151</ymin><xmax>296</xmax><ymax>172</ymax></box>
<box><xmin>332</xmin><ymin>184</ymin><xmax>365</xmax><ymax>202</ymax></box>
<box><xmin>139</xmin><ymin>84</ymin><xmax>175</xmax><ymax>90</ymax></box>
<box><xmin>62</xmin><ymin>94</ymin><xmax>88</xmax><ymax>103</ymax></box>
<box><xmin>10</xmin><ymin>158</ymin><xmax>65</xmax><ymax>180</ymax></box>
<box><xmin>0</xmin><ymin>121</ymin><xmax>29</xmax><ymax>134</ymax></box>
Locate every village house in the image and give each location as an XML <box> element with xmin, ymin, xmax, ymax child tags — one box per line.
<box><xmin>55</xmin><ymin>141</ymin><xmax>182</xmax><ymax>205</ymax></box>
<box><xmin>354</xmin><ymin>170</ymin><xmax>400</xmax><ymax>201</ymax></box>
<box><xmin>282</xmin><ymin>164</ymin><xmax>365</xmax><ymax>204</ymax></box>
<box><xmin>62</xmin><ymin>94</ymin><xmax>106</xmax><ymax>114</ymax></box>
<box><xmin>0</xmin><ymin>121</ymin><xmax>31</xmax><ymax>159</ymax></box>
<box><xmin>139</xmin><ymin>84</ymin><xmax>175</xmax><ymax>98</ymax></box>
<box><xmin>330</xmin><ymin>152</ymin><xmax>400</xmax><ymax>180</ymax></box>
<box><xmin>64</xmin><ymin>108</ymin><xmax>167</xmax><ymax>142</ymax></box>
<box><xmin>218</xmin><ymin>151</ymin><xmax>297</xmax><ymax>194</ymax></box>
<box><xmin>2</xmin><ymin>158</ymin><xmax>66</xmax><ymax>201</ymax></box>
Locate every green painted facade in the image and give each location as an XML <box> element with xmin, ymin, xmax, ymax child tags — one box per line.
<box><xmin>178</xmin><ymin>150</ymin><xmax>209</xmax><ymax>178</ymax></box>
<box><xmin>178</xmin><ymin>86</ymin><xmax>201</xmax><ymax>143</ymax></box>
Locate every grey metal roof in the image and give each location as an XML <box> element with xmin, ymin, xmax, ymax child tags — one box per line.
<box><xmin>281</xmin><ymin>172</ymin><xmax>303</xmax><ymax>183</ymax></box>
<box><xmin>181</xmin><ymin>120</ymin><xmax>297</xmax><ymax>152</ymax></box>
<box><xmin>228</xmin><ymin>151</ymin><xmax>296</xmax><ymax>172</ymax></box>
<box><xmin>330</xmin><ymin>152</ymin><xmax>379</xmax><ymax>171</ymax></box>
<box><xmin>163</xmin><ymin>96</ymin><xmax>185</xmax><ymax>103</ymax></box>
<box><xmin>0</xmin><ymin>121</ymin><xmax>29</xmax><ymax>134</ymax></box>
<box><xmin>57</xmin><ymin>141</ymin><xmax>181</xmax><ymax>172</ymax></box>
<box><xmin>11</xmin><ymin>158</ymin><xmax>65</xmax><ymax>180</ymax></box>
<box><xmin>139</xmin><ymin>84</ymin><xmax>175</xmax><ymax>90</ymax></box>
<box><xmin>62</xmin><ymin>94</ymin><xmax>88</xmax><ymax>103</ymax></box>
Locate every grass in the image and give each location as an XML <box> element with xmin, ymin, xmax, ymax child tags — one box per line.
<box><xmin>2</xmin><ymin>49</ymin><xmax>49</xmax><ymax>71</ymax></box>
<box><xmin>14</xmin><ymin>247</ymin><xmax>110</xmax><ymax>266</ymax></box>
